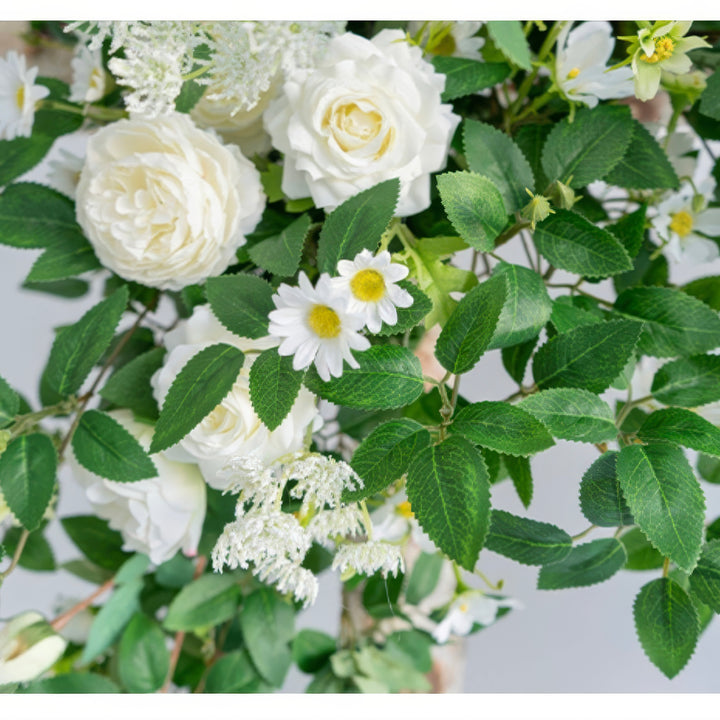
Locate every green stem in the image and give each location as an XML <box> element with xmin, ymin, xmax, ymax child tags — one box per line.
<box><xmin>473</xmin><ymin>568</ymin><xmax>504</xmax><ymax>592</ymax></box>
<box><xmin>0</xmin><ymin>529</ymin><xmax>29</xmax><ymax>582</ymax></box>
<box><xmin>495</xmin><ymin>221</ymin><xmax>532</xmax><ymax>248</ymax></box>
<box><xmin>662</xmin><ymin>557</ymin><xmax>670</xmax><ymax>578</ymax></box>
<box><xmin>360</xmin><ymin>500</ymin><xmax>374</xmax><ymax>541</ymax></box>
<box><xmin>571</xmin><ymin>524</ymin><xmax>597</xmax><ymax>542</ymax></box>
<box><xmin>9</xmin><ymin>398</ymin><xmax>78</xmax><ymax>440</ymax></box>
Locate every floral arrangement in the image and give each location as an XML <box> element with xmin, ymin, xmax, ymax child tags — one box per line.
<box><xmin>1</xmin><ymin>19</ymin><xmax>720</xmax><ymax>694</ymax></box>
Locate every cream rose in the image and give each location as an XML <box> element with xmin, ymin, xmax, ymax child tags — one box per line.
<box><xmin>264</xmin><ymin>30</ymin><xmax>460</xmax><ymax>216</ymax></box>
<box><xmin>75</xmin><ymin>113</ymin><xmax>265</xmax><ymax>290</ymax></box>
<box><xmin>151</xmin><ymin>305</ymin><xmax>321</xmax><ymax>490</ymax></box>
<box><xmin>68</xmin><ymin>409</ymin><xmax>206</xmax><ymax>565</ymax></box>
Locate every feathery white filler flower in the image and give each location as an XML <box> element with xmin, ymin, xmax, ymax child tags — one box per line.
<box><xmin>0</xmin><ymin>51</ymin><xmax>49</xmax><ymax>140</ymax></box>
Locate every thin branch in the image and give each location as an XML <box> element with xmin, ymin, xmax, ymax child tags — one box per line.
<box><xmin>51</xmin><ymin>577</ymin><xmax>115</xmax><ymax>631</ymax></box>
<box><xmin>0</xmin><ymin>529</ymin><xmax>30</xmax><ymax>581</ymax></box>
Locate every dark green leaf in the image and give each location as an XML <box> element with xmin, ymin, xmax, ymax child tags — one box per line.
<box><xmin>23</xmin><ymin>278</ymin><xmax>90</xmax><ymax>298</ymax></box>
<box><xmin>503</xmin><ymin>454</ymin><xmax>533</xmax><ymax>508</ymax></box>
<box><xmin>0</xmin><ymin>138</ymin><xmax>55</xmax><ymax>188</ymax></box>
<box><xmin>620</xmin><ymin>527</ymin><xmax>665</xmax><ymax>570</ymax></box>
<box><xmin>699</xmin><ymin>68</ymin><xmax>720</xmax><ymax>120</ymax></box>
<box><xmin>118</xmin><ymin>613</ymin><xmax>170</xmax><ymax>693</ymax></box>
<box><xmin>606</xmin><ymin>204</ymin><xmax>648</xmax><ymax>259</ymax></box>
<box><xmin>100</xmin><ymin>347</ymin><xmax>165</xmax><ymax>420</ymax></box>
<box><xmin>549</xmin><ymin>297</ymin><xmax>603</xmax><ymax>334</ymax></box>
<box><xmin>61</xmin><ymin>559</ymin><xmax>114</xmax><ymax>585</ymax></box>
<box><xmin>651</xmin><ymin>354</ymin><xmax>720</xmax><ymax>407</ymax></box>
<box><xmin>689</xmin><ymin>540</ymin><xmax>720</xmax><ymax>612</ymax></box>
<box><xmin>61</xmin><ymin>515</ymin><xmax>131</xmax><ymax>571</ymax></box>
<box><xmin>19</xmin><ymin>674</ymin><xmax>120</xmax><ymax>694</ymax></box>
<box><xmin>638</xmin><ymin>407</ymin><xmax>720</xmax><ymax>457</ymax></box>
<box><xmin>248</xmin><ymin>213</ymin><xmax>310</xmax><ymax>277</ymax></box>
<box><xmin>405</xmin><ymin>552</ymin><xmax>444</xmax><ymax>605</ymax></box>
<box><xmin>292</xmin><ymin>630</ymin><xmax>337</xmax><ymax>674</ymax></box>
<box><xmin>501</xmin><ymin>337</ymin><xmax>537</xmax><ymax>386</ymax></box>
<box><xmin>375</xmin><ymin>281</ymin><xmax>432</xmax><ymax>336</ymax></box>
<box><xmin>362</xmin><ymin>571</ymin><xmax>404</xmax><ymax>619</ymax></box>
<box><xmin>514</xmin><ymin>124</ymin><xmax>551</xmax><ymax>192</ymax></box>
<box><xmin>205</xmin><ymin>650</ymin><xmax>264</xmax><ymax>692</ymax></box>
<box><xmin>205</xmin><ymin>273</ymin><xmax>274</xmax><ymax>340</ymax></box>
<box><xmin>698</xmin><ymin>454</ymin><xmax>720</xmax><ymax>485</ymax></box>
<box><xmin>579</xmin><ymin>451</ymin><xmax>634</xmax><ymax>527</ymax></box>
<box><xmin>2</xmin><ymin>526</ymin><xmax>55</xmax><ymax>571</ymax></box>
<box><xmin>0</xmin><ymin>375</ymin><xmax>19</xmax><ymax>428</ymax></box>
<box><xmin>537</xmin><ymin>538</ymin><xmax>626</xmax><ymax>590</ymax></box>
<box><xmin>486</xmin><ymin>21</ymin><xmax>531</xmax><ymax>70</ymax></box>
<box><xmin>683</xmin><ymin>275</ymin><xmax>720</xmax><ymax>311</ymax></box>
<box><xmin>249</xmin><ymin>347</ymin><xmax>305</xmax><ymax>431</ymax></box>
<box><xmin>26</xmin><ymin>233</ymin><xmax>101</xmax><ymax>283</ymax></box>
<box><xmin>175</xmin><ymin>78</ymin><xmax>205</xmax><ymax>113</ymax></box>
<box><xmin>164</xmin><ymin>574</ymin><xmax>240</xmax><ymax>632</ymax></box>
<box><xmin>433</xmin><ymin>57</ymin><xmax>511</xmax><ymax>101</ymax></box>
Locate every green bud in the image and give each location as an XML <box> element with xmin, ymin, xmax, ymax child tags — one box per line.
<box><xmin>692</xmin><ymin>192</ymin><xmax>706</xmax><ymax>215</ymax></box>
<box><xmin>547</xmin><ymin>180</ymin><xmax>580</xmax><ymax>210</ymax></box>
<box><xmin>662</xmin><ymin>70</ymin><xmax>707</xmax><ymax>105</ymax></box>
<box><xmin>521</xmin><ymin>190</ymin><xmax>554</xmax><ymax>230</ymax></box>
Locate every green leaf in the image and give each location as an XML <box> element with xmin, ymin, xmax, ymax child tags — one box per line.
<box><xmin>683</xmin><ymin>275</ymin><xmax>720</xmax><ymax>311</ymax></box>
<box><xmin>2</xmin><ymin>526</ymin><xmax>55</xmax><ymax>571</ymax></box>
<box><xmin>452</xmin><ymin>401</ymin><xmax>554</xmax><ymax>456</ymax></box>
<box><xmin>354</xmin><ymin>645</ymin><xmax>431</xmax><ymax>693</ymax></box>
<box><xmin>0</xmin><ymin>375</ymin><xmax>19</xmax><ymax>428</ymax></box>
<box><xmin>317</xmin><ymin>179</ymin><xmax>399</xmax><ymax>274</ymax></box>
<box><xmin>604</xmin><ymin>119</ymin><xmax>679</xmax><ymax>190</ymax></box>
<box><xmin>537</xmin><ymin>538</ymin><xmax>627</xmax><ymax>590</ymax></box>
<box><xmin>155</xmin><ymin>553</ymin><xmax>196</xmax><ymax>588</ymax></box>
<box><xmin>100</xmin><ymin>347</ymin><xmax>165</xmax><ymax>420</ymax></box>
<box><xmin>615</xmin><ymin>287</ymin><xmax>720</xmax><ymax>357</ymax></box>
<box><xmin>362</xmin><ymin>572</ymin><xmax>404</xmax><ymax>619</ymax></box>
<box><xmin>81</xmin><ymin>579</ymin><xmax>144</xmax><ymax>664</ymax></box>
<box><xmin>240</xmin><ymin>588</ymin><xmax>294</xmax><ymax>687</ymax></box>
<box><xmin>503</xmin><ymin>454</ymin><xmax>533</xmax><ymax>508</ymax></box>
<box><xmin>292</xmin><ymin>630</ymin><xmax>337</xmax><ymax>674</ymax></box>
<box><xmin>118</xmin><ymin>613</ymin><xmax>170</xmax><ymax>693</ymax></box>
<box><xmin>698</xmin><ymin>454</ymin><xmax>720</xmax><ymax>485</ymax></box>
<box><xmin>205</xmin><ymin>650</ymin><xmax>266</xmax><ymax>692</ymax></box>
<box><xmin>405</xmin><ymin>552</ymin><xmax>444</xmax><ymax>605</ymax></box>
<box><xmin>61</xmin><ymin>515</ymin><xmax>131</xmax><ymax>571</ymax></box>
<box><xmin>0</xmin><ymin>138</ymin><xmax>55</xmax><ymax>188</ymax></box>
<box><xmin>114</xmin><ymin>553</ymin><xmax>150</xmax><ymax>585</ymax></box>
<box><xmin>26</xmin><ymin>233</ymin><xmax>101</xmax><ymax>283</ymax></box>
<box><xmin>651</xmin><ymin>354</ymin><xmax>720</xmax><ymax>407</ymax></box>
<box><xmin>549</xmin><ymin>297</ymin><xmax>603</xmax><ymax>334</ymax></box>
<box><xmin>579</xmin><ymin>451</ymin><xmax>634</xmax><ymax>527</ymax></box>
<box><xmin>248</xmin><ymin>213</ymin><xmax>310</xmax><ymax>277</ymax></box>
<box><xmin>638</xmin><ymin>408</ymin><xmax>720</xmax><ymax>458</ymax></box>
<box><xmin>303</xmin><ymin>345</ymin><xmax>423</xmax><ymax>410</ymax></box>
<box><xmin>699</xmin><ymin>68</ymin><xmax>720</xmax><ymax>120</ymax></box>
<box><xmin>432</xmin><ymin>57</ymin><xmax>511</xmax><ymax>101</ymax></box>
<box><xmin>45</xmin><ymin>285</ymin><xmax>129</xmax><ymax>396</ymax></box>
<box><xmin>532</xmin><ymin>320</ymin><xmax>642</xmax><ymax>393</ymax></box>
<box><xmin>62</xmin><ymin>559</ymin><xmax>113</xmax><ymax>585</ymax></box>
<box><xmin>384</xmin><ymin>630</ymin><xmax>434</xmax><ymax>674</ymax></box>
<box><xmin>72</xmin><ymin>409</ymin><xmax>157</xmax><ymax>482</ymax></box>
<box><xmin>514</xmin><ymin>123</ymin><xmax>551</xmax><ymax>191</ymax></box>
<box><xmin>375</xmin><ymin>281</ymin><xmax>432</xmax><ymax>336</ymax></box>
<box><xmin>346</xmin><ymin>419</ymin><xmax>430</xmax><ymax>502</ymax></box>
<box><xmin>634</xmin><ymin>578</ymin><xmax>699</xmax><ymax>678</ymax></box>
<box><xmin>488</xmin><ymin>263</ymin><xmax>552</xmax><ymax>349</ymax></box>
<box><xmin>150</xmin><ymin>343</ymin><xmax>244</xmax><ymax>454</ymax></box>
<box><xmin>435</xmin><ymin>273</ymin><xmax>507</xmax><ymax>374</ymax></box>
<box><xmin>620</xmin><ymin>527</ymin><xmax>665</xmax><ymax>570</ymax></box>
<box><xmin>485</xmin><ymin>510</ymin><xmax>572</xmax><ymax>566</ymax></box>
<box><xmin>486</xmin><ymin>21</ymin><xmax>531</xmax><ymax>70</ymax></box>
<box><xmin>501</xmin><ymin>338</ymin><xmax>537</xmax><ymax>386</ymax></box>
<box><xmin>205</xmin><ymin>273</ymin><xmax>274</xmax><ymax>340</ymax></box>
<box><xmin>19</xmin><ymin>674</ymin><xmax>120</xmax><ymax>694</ymax></box>
<box><xmin>436</xmin><ymin>171</ymin><xmax>507</xmax><ymax>251</ymax></box>
<box><xmin>689</xmin><ymin>540</ymin><xmax>720</xmax><ymax>613</ymax></box>
<box><xmin>164</xmin><ymin>573</ymin><xmax>240</xmax><ymax>632</ymax></box>
<box><xmin>406</xmin><ymin>436</ymin><xmax>491</xmax><ymax>570</ymax></box>
<box><xmin>463</xmin><ymin>120</ymin><xmax>535</xmax><ymax>213</ymax></box>
<box><xmin>606</xmin><ymin>204</ymin><xmax>648</xmax><ymax>259</ymax></box>
<box><xmin>249</xmin><ymin>347</ymin><xmax>304</xmax><ymax>431</ymax></box>
<box><xmin>617</xmin><ymin>444</ymin><xmax>705</xmax><ymax>574</ymax></box>
<box><xmin>541</xmin><ymin>105</ymin><xmax>634</xmax><ymax>188</ymax></box>
<box><xmin>533</xmin><ymin>209</ymin><xmax>632</xmax><ymax>278</ymax></box>
<box><xmin>519</xmin><ymin>388</ymin><xmax>616</xmax><ymax>444</ymax></box>
<box><xmin>0</xmin><ymin>434</ymin><xmax>56</xmax><ymax>531</ymax></box>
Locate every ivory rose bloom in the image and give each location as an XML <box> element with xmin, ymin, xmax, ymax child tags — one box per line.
<box><xmin>151</xmin><ymin>306</ymin><xmax>321</xmax><ymax>490</ymax></box>
<box><xmin>75</xmin><ymin>113</ymin><xmax>265</xmax><ymax>290</ymax></box>
<box><xmin>264</xmin><ymin>30</ymin><xmax>460</xmax><ymax>216</ymax></box>
<box><xmin>69</xmin><ymin>409</ymin><xmax>206</xmax><ymax>565</ymax></box>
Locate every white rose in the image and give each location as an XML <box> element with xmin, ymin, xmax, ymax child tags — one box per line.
<box><xmin>151</xmin><ymin>305</ymin><xmax>321</xmax><ymax>490</ymax></box>
<box><xmin>75</xmin><ymin>113</ymin><xmax>266</xmax><ymax>291</ymax></box>
<box><xmin>264</xmin><ymin>30</ymin><xmax>460</xmax><ymax>216</ymax></box>
<box><xmin>68</xmin><ymin>409</ymin><xmax>206</xmax><ymax>565</ymax></box>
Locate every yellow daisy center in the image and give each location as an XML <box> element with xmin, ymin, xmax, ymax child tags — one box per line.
<box><xmin>307</xmin><ymin>304</ymin><xmax>342</xmax><ymax>339</ymax></box>
<box><xmin>396</xmin><ymin>500</ymin><xmax>414</xmax><ymax>519</ymax></box>
<box><xmin>15</xmin><ymin>84</ymin><xmax>25</xmax><ymax>110</ymax></box>
<box><xmin>350</xmin><ymin>269</ymin><xmax>386</xmax><ymax>303</ymax></box>
<box><xmin>459</xmin><ymin>603</ymin><xmax>469</xmax><ymax>613</ymax></box>
<box><xmin>641</xmin><ymin>36</ymin><xmax>675</xmax><ymax>64</ymax></box>
<box><xmin>669</xmin><ymin>210</ymin><xmax>694</xmax><ymax>238</ymax></box>
<box><xmin>567</xmin><ymin>67</ymin><xmax>581</xmax><ymax>80</ymax></box>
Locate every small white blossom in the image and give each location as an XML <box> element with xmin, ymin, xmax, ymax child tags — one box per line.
<box><xmin>69</xmin><ymin>43</ymin><xmax>106</xmax><ymax>103</ymax></box>
<box><xmin>0</xmin><ymin>51</ymin><xmax>49</xmax><ymax>140</ymax></box>
<box><xmin>332</xmin><ymin>540</ymin><xmax>405</xmax><ymax>578</ymax></box>
<box><xmin>306</xmin><ymin>505</ymin><xmax>366</xmax><ymax>546</ymax></box>
<box><xmin>284</xmin><ymin>452</ymin><xmax>363</xmax><ymax>510</ymax></box>
<box><xmin>47</xmin><ymin>149</ymin><xmax>84</xmax><ymax>199</ymax></box>
<box><xmin>432</xmin><ymin>592</ymin><xmax>521</xmax><ymax>644</ymax></box>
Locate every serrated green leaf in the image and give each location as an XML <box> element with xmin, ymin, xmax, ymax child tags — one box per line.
<box><xmin>248</xmin><ymin>213</ymin><xmax>310</xmax><ymax>277</ymax></box>
<box><xmin>615</xmin><ymin>287</ymin><xmax>720</xmax><ymax>357</ymax></box>
<box><xmin>634</xmin><ymin>578</ymin><xmax>699</xmax><ymax>678</ymax></box>
<box><xmin>432</xmin><ymin>57</ymin><xmax>511</xmax><ymax>101</ymax></box>
<box><xmin>346</xmin><ymin>419</ymin><xmax>430</xmax><ymax>502</ymax></box>
<box><xmin>118</xmin><ymin>613</ymin><xmax>170</xmax><ymax>693</ymax></box>
<box><xmin>436</xmin><ymin>171</ymin><xmax>507</xmax><ymax>251</ymax></box>
<box><xmin>61</xmin><ymin>515</ymin><xmax>131</xmax><ymax>571</ymax></box>
<box><xmin>0</xmin><ymin>137</ymin><xmax>55</xmax><ymax>188</ymax></box>
<box><xmin>164</xmin><ymin>573</ymin><xmax>240</xmax><ymax>631</ymax></box>
<box><xmin>0</xmin><ymin>375</ymin><xmax>19</xmax><ymax>428</ymax></box>
<box><xmin>698</xmin><ymin>454</ymin><xmax>720</xmax><ymax>484</ymax></box>
<box><xmin>249</xmin><ymin>347</ymin><xmax>304</xmax><ymax>431</ymax></box>
<box><xmin>26</xmin><ymin>233</ymin><xmax>101</xmax><ymax>283</ymax></box>
<box><xmin>700</xmin><ymin>68</ymin><xmax>720</xmax><ymax>120</ymax></box>
<box><xmin>488</xmin><ymin>263</ymin><xmax>552</xmax><ymax>349</ymax></box>
<box><xmin>240</xmin><ymin>588</ymin><xmax>294</xmax><ymax>687</ymax></box>
<box><xmin>72</xmin><ymin>409</ymin><xmax>157</xmax><ymax>482</ymax></box>
<box><xmin>205</xmin><ymin>649</ymin><xmax>264</xmax><ymax>692</ymax></box>
<box><xmin>464</xmin><ymin>120</ymin><xmax>535</xmax><ymax>212</ymax></box>
<box><xmin>100</xmin><ymin>347</ymin><xmax>165</xmax><ymax>420</ymax></box>
<box><xmin>617</xmin><ymin>443</ymin><xmax>705</xmax><ymax>574</ymax></box>
<box><xmin>0</xmin><ymin>434</ymin><xmax>56</xmax><ymax>531</ymax></box>
<box><xmin>45</xmin><ymin>285</ymin><xmax>129</xmax><ymax>396</ymax></box>
<box><xmin>501</xmin><ymin>337</ymin><xmax>538</xmax><ymax>386</ymax></box>
<box><xmin>375</xmin><ymin>281</ymin><xmax>432</xmax><ymax>336</ymax></box>
<box><xmin>292</xmin><ymin>630</ymin><xmax>337</xmax><ymax>674</ymax></box>
<box><xmin>549</xmin><ymin>297</ymin><xmax>603</xmax><ymax>334</ymax></box>
<box><xmin>406</xmin><ymin>436</ymin><xmax>491</xmax><ymax>570</ymax></box>
<box><xmin>486</xmin><ymin>21</ymin><xmax>531</xmax><ymax>70</ymax></box>
<box><xmin>683</xmin><ymin>275</ymin><xmax>720</xmax><ymax>311</ymax></box>
<box><xmin>541</xmin><ymin>105</ymin><xmax>634</xmax><ymax>188</ymax></box>
<box><xmin>533</xmin><ymin>209</ymin><xmax>632</xmax><ymax>278</ymax></box>
<box><xmin>485</xmin><ymin>510</ymin><xmax>572</xmax><ymax>566</ymax></box>
<box><xmin>514</xmin><ymin>123</ymin><xmax>552</xmax><ymax>192</ymax></box>
<box><xmin>689</xmin><ymin>540</ymin><xmax>720</xmax><ymax>612</ymax></box>
<box><xmin>520</xmin><ymin>388</ymin><xmax>616</xmax><ymax>443</ymax></box>
<box><xmin>606</xmin><ymin>204</ymin><xmax>648</xmax><ymax>259</ymax></box>
<box><xmin>205</xmin><ymin>273</ymin><xmax>274</xmax><ymax>340</ymax></box>
<box><xmin>537</xmin><ymin>538</ymin><xmax>626</xmax><ymax>590</ymax></box>
<box><xmin>532</xmin><ymin>319</ymin><xmax>642</xmax><ymax>393</ymax></box>
<box><xmin>303</xmin><ymin>345</ymin><xmax>423</xmax><ymax>410</ymax></box>
<box><xmin>317</xmin><ymin>179</ymin><xmax>399</xmax><ymax>275</ymax></box>
<box><xmin>405</xmin><ymin>552</ymin><xmax>444</xmax><ymax>605</ymax></box>
<box><xmin>19</xmin><ymin>674</ymin><xmax>120</xmax><ymax>694</ymax></box>
<box><xmin>435</xmin><ymin>273</ymin><xmax>507</xmax><ymax>374</ymax></box>
<box><xmin>638</xmin><ymin>408</ymin><xmax>720</xmax><ymax>458</ymax></box>
<box><xmin>150</xmin><ymin>343</ymin><xmax>244</xmax><ymax>454</ymax></box>
<box><xmin>579</xmin><ymin>451</ymin><xmax>634</xmax><ymax>527</ymax></box>
<box><xmin>620</xmin><ymin>527</ymin><xmax>665</xmax><ymax>570</ymax></box>
<box><xmin>651</xmin><ymin>354</ymin><xmax>720</xmax><ymax>407</ymax></box>
<box><xmin>503</xmin><ymin>454</ymin><xmax>533</xmax><ymax>508</ymax></box>
<box><xmin>453</xmin><ymin>401</ymin><xmax>554</xmax><ymax>456</ymax></box>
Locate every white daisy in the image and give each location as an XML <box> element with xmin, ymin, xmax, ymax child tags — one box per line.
<box><xmin>69</xmin><ymin>43</ymin><xmax>107</xmax><ymax>103</ymax></box>
<box><xmin>268</xmin><ymin>271</ymin><xmax>370</xmax><ymax>381</ymax></box>
<box><xmin>432</xmin><ymin>591</ymin><xmax>521</xmax><ymax>644</ymax></box>
<box><xmin>332</xmin><ymin>250</ymin><xmax>413</xmax><ymax>334</ymax></box>
<box><xmin>0</xmin><ymin>51</ymin><xmax>50</xmax><ymax>140</ymax></box>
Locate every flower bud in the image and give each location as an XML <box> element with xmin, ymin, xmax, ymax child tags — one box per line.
<box><xmin>521</xmin><ymin>190</ymin><xmax>554</xmax><ymax>230</ymax></box>
<box><xmin>547</xmin><ymin>180</ymin><xmax>580</xmax><ymax>210</ymax></box>
<box><xmin>692</xmin><ymin>192</ymin><xmax>706</xmax><ymax>215</ymax></box>
<box><xmin>662</xmin><ymin>70</ymin><xmax>707</xmax><ymax>105</ymax></box>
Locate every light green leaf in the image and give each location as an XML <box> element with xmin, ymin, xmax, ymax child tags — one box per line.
<box><xmin>0</xmin><ymin>375</ymin><xmax>19</xmax><ymax>428</ymax></box>
<box><xmin>537</xmin><ymin>538</ymin><xmax>627</xmax><ymax>590</ymax></box>
<box><xmin>486</xmin><ymin>21</ymin><xmax>532</xmax><ymax>70</ymax></box>
<box><xmin>698</xmin><ymin>454</ymin><xmax>720</xmax><ymax>485</ymax></box>
<box><xmin>384</xmin><ymin>630</ymin><xmax>434</xmax><ymax>674</ymax></box>
<box><xmin>100</xmin><ymin>347</ymin><xmax>165</xmax><ymax>420</ymax></box>
<box><xmin>406</xmin><ymin>436</ymin><xmax>491</xmax><ymax>570</ymax></box>
<box><xmin>452</xmin><ymin>401</ymin><xmax>555</xmax><ymax>457</ymax></box>
<box><xmin>292</xmin><ymin>630</ymin><xmax>337</xmax><ymax>674</ymax></box>
<box><xmin>248</xmin><ymin>213</ymin><xmax>310</xmax><ymax>277</ymax></box>
<box><xmin>155</xmin><ymin>553</ymin><xmax>196</xmax><ymax>589</ymax></box>
<box><xmin>519</xmin><ymin>388</ymin><xmax>616</xmax><ymax>443</ymax></box>
<box><xmin>651</xmin><ymin>354</ymin><xmax>720</xmax><ymax>407</ymax></box>
<box><xmin>118</xmin><ymin>613</ymin><xmax>170</xmax><ymax>693</ymax></box>
<box><xmin>164</xmin><ymin>573</ymin><xmax>240</xmax><ymax>632</ymax></box>
<box><xmin>61</xmin><ymin>515</ymin><xmax>131</xmax><ymax>572</ymax></box>
<box><xmin>354</xmin><ymin>645</ymin><xmax>431</xmax><ymax>693</ymax></box>
<box><xmin>432</xmin><ymin>57</ymin><xmax>511</xmax><ymax>101</ymax></box>
<box><xmin>150</xmin><ymin>343</ymin><xmax>244</xmax><ymax>454</ymax></box>
<box><xmin>249</xmin><ymin>347</ymin><xmax>304</xmax><ymax>431</ymax></box>
<box><xmin>638</xmin><ymin>407</ymin><xmax>720</xmax><ymax>458</ymax></box>
<box><xmin>579</xmin><ymin>451</ymin><xmax>634</xmax><ymax>527</ymax></box>
<box><xmin>114</xmin><ymin>553</ymin><xmax>150</xmax><ymax>585</ymax></box>
<box><xmin>634</xmin><ymin>578</ymin><xmax>699</xmax><ymax>678</ymax></box>
<box><xmin>405</xmin><ymin>552</ymin><xmax>444</xmax><ymax>605</ymax></box>
<box><xmin>436</xmin><ymin>171</ymin><xmax>507</xmax><ymax>251</ymax></box>
<box><xmin>485</xmin><ymin>510</ymin><xmax>572</xmax><ymax>566</ymax></box>
<box><xmin>317</xmin><ymin>179</ymin><xmax>399</xmax><ymax>274</ymax></box>
<box><xmin>205</xmin><ymin>650</ymin><xmax>265</xmax><ymax>692</ymax></box>
<box><xmin>205</xmin><ymin>273</ymin><xmax>274</xmax><ymax>340</ymax></box>
<box><xmin>689</xmin><ymin>540</ymin><xmax>720</xmax><ymax>612</ymax></box>
<box><xmin>503</xmin><ymin>454</ymin><xmax>533</xmax><ymax>508</ymax></box>
<box><xmin>617</xmin><ymin>443</ymin><xmax>705</xmax><ymax>574</ymax></box>
<box><xmin>620</xmin><ymin>527</ymin><xmax>665</xmax><ymax>570</ymax></box>
<box><xmin>19</xmin><ymin>674</ymin><xmax>120</xmax><ymax>694</ymax></box>
<box><xmin>62</xmin><ymin>559</ymin><xmax>113</xmax><ymax>585</ymax></box>
<box><xmin>375</xmin><ymin>280</ymin><xmax>432</xmax><ymax>336</ymax></box>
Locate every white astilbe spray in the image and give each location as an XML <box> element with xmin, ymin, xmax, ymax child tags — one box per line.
<box><xmin>284</xmin><ymin>452</ymin><xmax>363</xmax><ymax>512</ymax></box>
<box><xmin>307</xmin><ymin>506</ymin><xmax>366</xmax><ymax>546</ymax></box>
<box><xmin>332</xmin><ymin>540</ymin><xmax>405</xmax><ymax>579</ymax></box>
<box><xmin>216</xmin><ymin>455</ymin><xmax>281</xmax><ymax>508</ymax></box>
<box><xmin>254</xmin><ymin>558</ymin><xmax>319</xmax><ymax>607</ymax></box>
